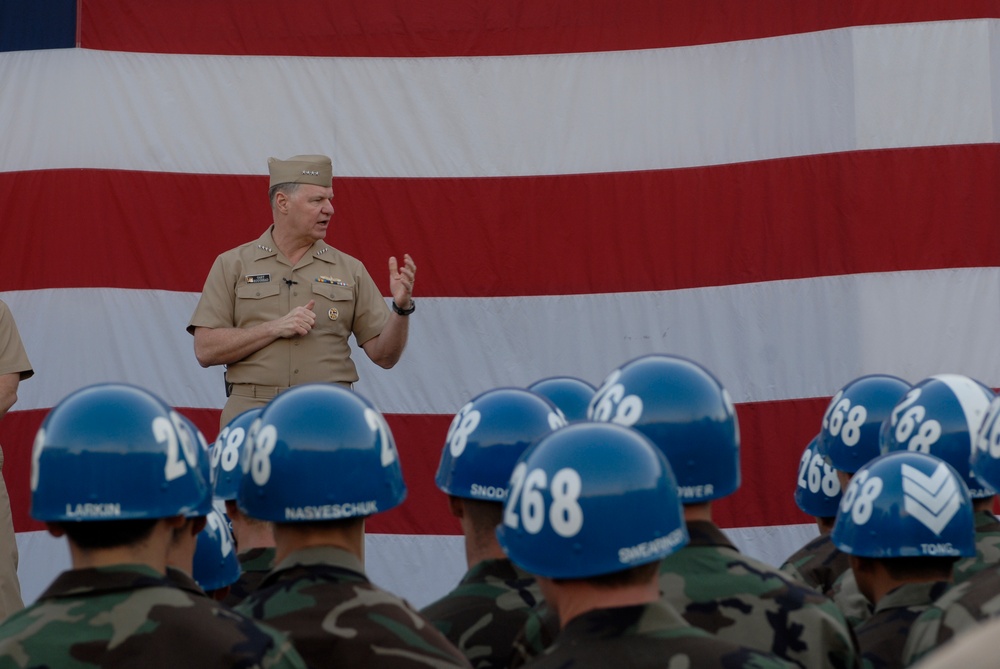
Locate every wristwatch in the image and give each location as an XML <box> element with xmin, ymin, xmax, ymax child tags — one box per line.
<box><xmin>391</xmin><ymin>299</ymin><xmax>416</xmax><ymax>316</ymax></box>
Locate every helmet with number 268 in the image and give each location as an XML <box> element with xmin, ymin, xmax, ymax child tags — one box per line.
<box><xmin>880</xmin><ymin>374</ymin><xmax>996</xmax><ymax>499</ymax></box>
<box><xmin>794</xmin><ymin>435</ymin><xmax>842</xmax><ymax>518</ymax></box>
<box><xmin>588</xmin><ymin>354</ymin><xmax>739</xmax><ymax>503</ymax></box>
<box><xmin>31</xmin><ymin>383</ymin><xmax>211</xmax><ymax>521</ymax></box>
<box><xmin>817</xmin><ymin>374</ymin><xmax>911</xmax><ymax>474</ymax></box>
<box><xmin>831</xmin><ymin>451</ymin><xmax>974</xmax><ymax>558</ymax></box>
<box><xmin>497</xmin><ymin>422</ymin><xmax>688</xmax><ymax>579</ymax></box>
<box><xmin>528</xmin><ymin>376</ymin><xmax>596</xmax><ymax>424</ymax></box>
<box><xmin>972</xmin><ymin>395</ymin><xmax>1000</xmax><ymax>493</ymax></box>
<box><xmin>193</xmin><ymin>507</ymin><xmax>241</xmax><ymax>592</ymax></box>
<box><xmin>237</xmin><ymin>384</ymin><xmax>406</xmax><ymax>522</ymax></box>
<box><xmin>436</xmin><ymin>387</ymin><xmax>566</xmax><ymax>503</ymax></box>
<box><xmin>212</xmin><ymin>408</ymin><xmax>262</xmax><ymax>502</ymax></box>
<box><xmin>175</xmin><ymin>413</ymin><xmax>215</xmax><ymax>517</ymax></box>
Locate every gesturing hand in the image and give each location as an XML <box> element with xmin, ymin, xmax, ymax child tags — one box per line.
<box><xmin>389</xmin><ymin>254</ymin><xmax>417</xmax><ymax>309</ymax></box>
<box><xmin>275</xmin><ymin>300</ymin><xmax>316</xmax><ymax>338</ymax></box>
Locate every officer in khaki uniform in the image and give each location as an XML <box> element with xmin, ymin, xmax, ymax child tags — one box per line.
<box><xmin>0</xmin><ymin>299</ymin><xmax>31</xmax><ymax>621</ymax></box>
<box><xmin>188</xmin><ymin>155</ymin><xmax>416</xmax><ymax>428</ymax></box>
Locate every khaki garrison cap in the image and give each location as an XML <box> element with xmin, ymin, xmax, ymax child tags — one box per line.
<box><xmin>267</xmin><ymin>154</ymin><xmax>333</xmax><ymax>188</ymax></box>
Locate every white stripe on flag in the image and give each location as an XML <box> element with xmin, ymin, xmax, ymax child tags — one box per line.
<box><xmin>0</xmin><ymin>20</ymin><xmax>995</xmax><ymax>178</ymax></box>
<box><xmin>7</xmin><ymin>266</ymin><xmax>1000</xmax><ymax>415</ymax></box>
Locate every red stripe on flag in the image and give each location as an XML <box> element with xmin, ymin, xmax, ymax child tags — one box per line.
<box><xmin>80</xmin><ymin>0</ymin><xmax>1000</xmax><ymax>57</ymax></box>
<box><xmin>2</xmin><ymin>398</ymin><xmax>824</xmax><ymax>534</ymax></box>
<box><xmin>4</xmin><ymin>145</ymin><xmax>998</xmax><ymax>295</ymax></box>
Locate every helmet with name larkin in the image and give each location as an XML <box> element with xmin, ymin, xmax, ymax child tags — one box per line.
<box><xmin>497</xmin><ymin>422</ymin><xmax>688</xmax><ymax>579</ymax></box>
<box><xmin>588</xmin><ymin>354</ymin><xmax>739</xmax><ymax>503</ymax></box>
<box><xmin>527</xmin><ymin>377</ymin><xmax>597</xmax><ymax>423</ymax></box>
<box><xmin>880</xmin><ymin>374</ymin><xmax>996</xmax><ymax>498</ymax></box>
<box><xmin>212</xmin><ymin>408</ymin><xmax>262</xmax><ymax>502</ymax></box>
<box><xmin>192</xmin><ymin>507</ymin><xmax>241</xmax><ymax>592</ymax></box>
<box><xmin>237</xmin><ymin>384</ymin><xmax>406</xmax><ymax>523</ymax></box>
<box><xmin>794</xmin><ymin>435</ymin><xmax>842</xmax><ymax>518</ymax></box>
<box><xmin>817</xmin><ymin>374</ymin><xmax>911</xmax><ymax>474</ymax></box>
<box><xmin>31</xmin><ymin>383</ymin><xmax>210</xmax><ymax>521</ymax></box>
<box><xmin>176</xmin><ymin>413</ymin><xmax>215</xmax><ymax>517</ymax></box>
<box><xmin>435</xmin><ymin>387</ymin><xmax>566</xmax><ymax>502</ymax></box>
<box><xmin>831</xmin><ymin>451</ymin><xmax>975</xmax><ymax>558</ymax></box>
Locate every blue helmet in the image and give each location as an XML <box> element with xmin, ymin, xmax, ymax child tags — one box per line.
<box><xmin>497</xmin><ymin>422</ymin><xmax>688</xmax><ymax>579</ymax></box>
<box><xmin>818</xmin><ymin>374</ymin><xmax>911</xmax><ymax>474</ymax></box>
<box><xmin>435</xmin><ymin>388</ymin><xmax>566</xmax><ymax>502</ymax></box>
<box><xmin>880</xmin><ymin>374</ymin><xmax>996</xmax><ymax>499</ymax></box>
<box><xmin>973</xmin><ymin>396</ymin><xmax>1000</xmax><ymax>492</ymax></box>
<box><xmin>588</xmin><ymin>354</ymin><xmax>739</xmax><ymax>502</ymax></box>
<box><xmin>211</xmin><ymin>408</ymin><xmax>262</xmax><ymax>502</ymax></box>
<box><xmin>237</xmin><ymin>384</ymin><xmax>406</xmax><ymax>522</ymax></box>
<box><xmin>794</xmin><ymin>435</ymin><xmax>842</xmax><ymax>518</ymax></box>
<box><xmin>831</xmin><ymin>451</ymin><xmax>975</xmax><ymax>558</ymax></box>
<box><xmin>31</xmin><ymin>383</ymin><xmax>210</xmax><ymax>521</ymax></box>
<box><xmin>192</xmin><ymin>508</ymin><xmax>241</xmax><ymax>592</ymax></box>
<box><xmin>527</xmin><ymin>377</ymin><xmax>596</xmax><ymax>423</ymax></box>
<box><xmin>176</xmin><ymin>414</ymin><xmax>215</xmax><ymax>517</ymax></box>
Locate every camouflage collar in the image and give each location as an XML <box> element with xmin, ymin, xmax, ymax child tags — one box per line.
<box><xmin>272</xmin><ymin>545</ymin><xmax>365</xmax><ymax>576</ymax></box>
<box><xmin>683</xmin><ymin>520</ymin><xmax>739</xmax><ymax>551</ymax></box>
<box><xmin>463</xmin><ymin>558</ymin><xmax>534</xmax><ymax>585</ymax></box>
<box><xmin>874</xmin><ymin>580</ymin><xmax>950</xmax><ymax>615</ymax></box>
<box><xmin>165</xmin><ymin>567</ymin><xmax>207</xmax><ymax>597</ymax></box>
<box><xmin>559</xmin><ymin>601</ymin><xmax>689</xmax><ymax>641</ymax></box>
<box><xmin>974</xmin><ymin>509</ymin><xmax>1000</xmax><ymax>531</ymax></box>
<box><xmin>40</xmin><ymin>564</ymin><xmax>170</xmax><ymax>601</ymax></box>
<box><xmin>238</xmin><ymin>546</ymin><xmax>277</xmax><ymax>572</ymax></box>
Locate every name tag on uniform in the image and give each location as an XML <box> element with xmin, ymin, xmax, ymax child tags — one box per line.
<box><xmin>245</xmin><ymin>274</ymin><xmax>271</xmax><ymax>284</ymax></box>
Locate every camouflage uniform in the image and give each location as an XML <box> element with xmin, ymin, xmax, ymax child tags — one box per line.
<box><xmin>0</xmin><ymin>564</ymin><xmax>306</xmax><ymax>669</ymax></box>
<box><xmin>421</xmin><ymin>558</ymin><xmax>543</xmax><ymax>669</ymax></box>
<box><xmin>658</xmin><ymin>520</ymin><xmax>859</xmax><ymax>669</ymax></box>
<box><xmin>235</xmin><ymin>546</ymin><xmax>472</xmax><ymax>668</ymax></box>
<box><xmin>852</xmin><ymin>581</ymin><xmax>948</xmax><ymax>669</ymax></box>
<box><xmin>522</xmin><ymin>601</ymin><xmax>794</xmax><ymax>668</ymax></box>
<box><xmin>950</xmin><ymin>509</ymin><xmax>1000</xmax><ymax>585</ymax></box>
<box><xmin>781</xmin><ymin>533</ymin><xmax>851</xmax><ymax>597</ymax></box>
<box><xmin>866</xmin><ymin>510</ymin><xmax>1000</xmax><ymax>658</ymax></box>
<box><xmin>166</xmin><ymin>566</ymin><xmax>207</xmax><ymax>598</ymax></box>
<box><xmin>830</xmin><ymin>569</ymin><xmax>873</xmax><ymax>629</ymax></box>
<box><xmin>223</xmin><ymin>546</ymin><xmax>276</xmax><ymax>607</ymax></box>
<box><xmin>902</xmin><ymin>566</ymin><xmax>1000</xmax><ymax>665</ymax></box>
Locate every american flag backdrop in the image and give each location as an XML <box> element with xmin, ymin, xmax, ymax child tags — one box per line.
<box><xmin>2</xmin><ymin>0</ymin><xmax>999</xmax><ymax>606</ymax></box>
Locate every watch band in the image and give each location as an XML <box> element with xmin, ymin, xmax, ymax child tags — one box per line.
<box><xmin>391</xmin><ymin>299</ymin><xmax>416</xmax><ymax>316</ymax></box>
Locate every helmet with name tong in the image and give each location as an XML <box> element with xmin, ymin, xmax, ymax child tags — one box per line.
<box><xmin>212</xmin><ymin>408</ymin><xmax>263</xmax><ymax>502</ymax></box>
<box><xmin>31</xmin><ymin>383</ymin><xmax>210</xmax><ymax>521</ymax></box>
<box><xmin>831</xmin><ymin>451</ymin><xmax>975</xmax><ymax>558</ymax></box>
<box><xmin>817</xmin><ymin>374</ymin><xmax>911</xmax><ymax>474</ymax></box>
<box><xmin>794</xmin><ymin>435</ymin><xmax>842</xmax><ymax>518</ymax></box>
<box><xmin>237</xmin><ymin>383</ymin><xmax>406</xmax><ymax>522</ymax></box>
<box><xmin>588</xmin><ymin>354</ymin><xmax>739</xmax><ymax>503</ymax></box>
<box><xmin>527</xmin><ymin>376</ymin><xmax>597</xmax><ymax>424</ymax></box>
<box><xmin>497</xmin><ymin>422</ymin><xmax>688</xmax><ymax>579</ymax></box>
<box><xmin>880</xmin><ymin>374</ymin><xmax>996</xmax><ymax>499</ymax></box>
<box><xmin>435</xmin><ymin>387</ymin><xmax>566</xmax><ymax>502</ymax></box>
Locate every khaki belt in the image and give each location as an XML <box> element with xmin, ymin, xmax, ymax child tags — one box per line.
<box><xmin>226</xmin><ymin>382</ymin><xmax>353</xmax><ymax>398</ymax></box>
<box><xmin>227</xmin><ymin>383</ymin><xmax>288</xmax><ymax>399</ymax></box>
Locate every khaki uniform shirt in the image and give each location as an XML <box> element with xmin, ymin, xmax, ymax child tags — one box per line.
<box><xmin>189</xmin><ymin>227</ymin><xmax>389</xmax><ymax>387</ymax></box>
<box><xmin>0</xmin><ymin>300</ymin><xmax>32</xmax><ymax>380</ymax></box>
<box><xmin>0</xmin><ymin>299</ymin><xmax>30</xmax><ymax>620</ymax></box>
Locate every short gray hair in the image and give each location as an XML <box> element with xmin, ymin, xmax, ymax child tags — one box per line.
<box><xmin>268</xmin><ymin>182</ymin><xmax>301</xmax><ymax>208</ymax></box>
